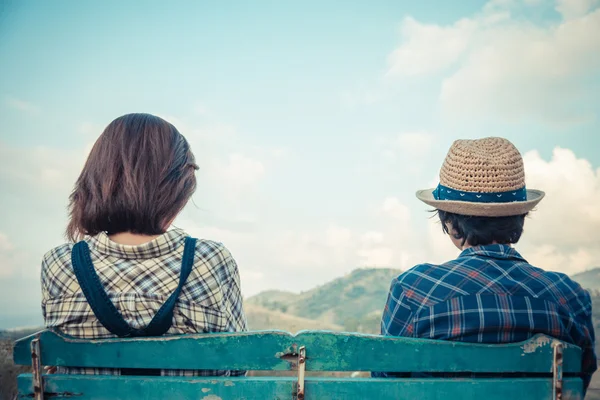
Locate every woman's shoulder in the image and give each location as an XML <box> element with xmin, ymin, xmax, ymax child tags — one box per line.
<box><xmin>192</xmin><ymin>238</ymin><xmax>233</xmax><ymax>260</ymax></box>
<box><xmin>190</xmin><ymin>238</ymin><xmax>238</xmax><ymax>277</ymax></box>
<box><xmin>41</xmin><ymin>243</ymin><xmax>78</xmax><ymax>297</ymax></box>
<box><xmin>42</xmin><ymin>242</ymin><xmax>75</xmax><ymax>269</ymax></box>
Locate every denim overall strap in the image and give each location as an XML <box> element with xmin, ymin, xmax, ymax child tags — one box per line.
<box><xmin>71</xmin><ymin>237</ymin><xmax>197</xmax><ymax>338</ymax></box>
<box><xmin>141</xmin><ymin>237</ymin><xmax>196</xmax><ymax>336</ymax></box>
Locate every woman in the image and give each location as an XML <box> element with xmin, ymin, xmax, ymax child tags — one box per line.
<box><xmin>41</xmin><ymin>113</ymin><xmax>247</xmax><ymax>376</ymax></box>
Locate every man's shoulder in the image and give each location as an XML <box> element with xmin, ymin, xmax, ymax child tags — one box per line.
<box><xmin>396</xmin><ymin>258</ymin><xmax>472</xmax><ymax>285</ymax></box>
<box><xmin>392</xmin><ymin>261</ymin><xmax>463</xmax><ymax>298</ymax></box>
<box><xmin>394</xmin><ymin>256</ymin><xmax>591</xmax><ymax>313</ymax></box>
<box><xmin>534</xmin><ymin>268</ymin><xmax>591</xmax><ymax>309</ymax></box>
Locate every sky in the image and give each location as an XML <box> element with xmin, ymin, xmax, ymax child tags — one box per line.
<box><xmin>0</xmin><ymin>0</ymin><xmax>599</xmax><ymax>329</ymax></box>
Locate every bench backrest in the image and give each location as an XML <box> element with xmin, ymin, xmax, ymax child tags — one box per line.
<box><xmin>13</xmin><ymin>330</ymin><xmax>583</xmax><ymax>400</ymax></box>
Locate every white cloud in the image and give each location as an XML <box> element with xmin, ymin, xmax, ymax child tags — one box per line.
<box><xmin>524</xmin><ymin>0</ymin><xmax>544</xmax><ymax>5</ymax></box>
<box><xmin>556</xmin><ymin>0</ymin><xmax>600</xmax><ymax>18</ymax></box>
<box><xmin>219</xmin><ymin>153</ymin><xmax>266</xmax><ymax>188</ymax></box>
<box><xmin>161</xmin><ymin>116</ymin><xmax>283</xmax><ymax>201</ymax></box>
<box><xmin>357</xmin><ymin>245</ymin><xmax>395</xmax><ymax>267</ymax></box>
<box><xmin>381</xmin><ymin>197</ymin><xmax>411</xmax><ymax>221</ymax></box>
<box><xmin>78</xmin><ymin>122</ymin><xmax>104</xmax><ymax>137</ymax></box>
<box><xmin>1</xmin><ymin>104</ymin><xmax>599</xmax><ymax>310</ymax></box>
<box><xmin>0</xmin><ymin>233</ymin><xmax>17</xmax><ymax>278</ymax></box>
<box><xmin>377</xmin><ymin>132</ymin><xmax>438</xmax><ymax>174</ymax></box>
<box><xmin>194</xmin><ymin>146</ymin><xmax>599</xmax><ymax>290</ymax></box>
<box><xmin>395</xmin><ymin>132</ymin><xmax>435</xmax><ymax>156</ymax></box>
<box><xmin>518</xmin><ymin>147</ymin><xmax>600</xmax><ymax>272</ymax></box>
<box><xmin>0</xmin><ymin>232</ymin><xmax>14</xmax><ymax>252</ymax></box>
<box><xmin>386</xmin><ymin>16</ymin><xmax>477</xmax><ymax>77</ymax></box>
<box><xmin>0</xmin><ymin>143</ymin><xmax>84</xmax><ymax>192</ymax></box>
<box><xmin>525</xmin><ymin>245</ymin><xmax>595</xmax><ymax>274</ymax></box>
<box><xmin>192</xmin><ymin>103</ymin><xmax>209</xmax><ymax>116</ymax></box>
<box><xmin>386</xmin><ymin>0</ymin><xmax>600</xmax><ymax>124</ymax></box>
<box><xmin>4</xmin><ymin>96</ymin><xmax>39</xmax><ymax>113</ymax></box>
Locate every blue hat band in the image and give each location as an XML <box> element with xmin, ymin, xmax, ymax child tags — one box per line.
<box><xmin>432</xmin><ymin>184</ymin><xmax>527</xmax><ymax>203</ymax></box>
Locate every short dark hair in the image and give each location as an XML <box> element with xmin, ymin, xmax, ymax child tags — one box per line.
<box><xmin>437</xmin><ymin>210</ymin><xmax>527</xmax><ymax>247</ymax></box>
<box><xmin>66</xmin><ymin>113</ymin><xmax>199</xmax><ymax>241</ymax></box>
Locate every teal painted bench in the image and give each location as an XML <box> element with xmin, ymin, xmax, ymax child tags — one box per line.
<box><xmin>13</xmin><ymin>330</ymin><xmax>582</xmax><ymax>400</ymax></box>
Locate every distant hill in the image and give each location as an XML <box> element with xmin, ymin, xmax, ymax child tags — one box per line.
<box><xmin>245</xmin><ymin>304</ymin><xmax>342</xmax><ymax>332</ymax></box>
<box><xmin>247</xmin><ymin>266</ymin><xmax>600</xmax><ymax>334</ymax></box>
<box><xmin>3</xmin><ymin>267</ymin><xmax>600</xmax><ymax>398</ymax></box>
<box><xmin>0</xmin><ymin>328</ymin><xmax>40</xmax><ymax>341</ymax></box>
<box><xmin>246</xmin><ymin>268</ymin><xmax>401</xmax><ymax>333</ymax></box>
<box><xmin>571</xmin><ymin>267</ymin><xmax>600</xmax><ymax>292</ymax></box>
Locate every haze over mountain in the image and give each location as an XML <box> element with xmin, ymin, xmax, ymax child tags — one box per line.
<box><xmin>571</xmin><ymin>268</ymin><xmax>600</xmax><ymax>292</ymax></box>
<box><xmin>3</xmin><ymin>266</ymin><xmax>598</xmax><ymax>332</ymax></box>
<box><xmin>4</xmin><ymin>267</ymin><xmax>600</xmax><ymax>399</ymax></box>
<box><xmin>246</xmin><ymin>268</ymin><xmax>401</xmax><ymax>333</ymax></box>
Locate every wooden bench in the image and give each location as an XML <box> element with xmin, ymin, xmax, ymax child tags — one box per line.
<box><xmin>13</xmin><ymin>330</ymin><xmax>582</xmax><ymax>399</ymax></box>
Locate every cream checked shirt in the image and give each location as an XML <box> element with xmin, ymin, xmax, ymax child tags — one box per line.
<box><xmin>41</xmin><ymin>229</ymin><xmax>247</xmax><ymax>376</ymax></box>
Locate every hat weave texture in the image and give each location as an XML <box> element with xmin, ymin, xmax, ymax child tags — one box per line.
<box><xmin>440</xmin><ymin>137</ymin><xmax>525</xmax><ymax>193</ymax></box>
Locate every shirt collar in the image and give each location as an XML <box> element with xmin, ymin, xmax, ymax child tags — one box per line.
<box><xmin>88</xmin><ymin>229</ymin><xmax>188</xmax><ymax>260</ymax></box>
<box><xmin>459</xmin><ymin>244</ymin><xmax>528</xmax><ymax>263</ymax></box>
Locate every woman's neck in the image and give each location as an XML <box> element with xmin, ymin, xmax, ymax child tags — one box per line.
<box><xmin>108</xmin><ymin>232</ymin><xmax>162</xmax><ymax>245</ymax></box>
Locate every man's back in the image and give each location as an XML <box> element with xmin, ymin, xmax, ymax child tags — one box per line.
<box><xmin>380</xmin><ymin>244</ymin><xmax>596</xmax><ymax>387</ymax></box>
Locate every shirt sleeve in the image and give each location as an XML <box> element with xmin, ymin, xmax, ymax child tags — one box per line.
<box><xmin>40</xmin><ymin>254</ymin><xmax>51</xmax><ymax>322</ymax></box>
<box><xmin>579</xmin><ymin>290</ymin><xmax>597</xmax><ymax>393</ymax></box>
<box><xmin>372</xmin><ymin>277</ymin><xmax>414</xmax><ymax>378</ymax></box>
<box><xmin>221</xmin><ymin>252</ymin><xmax>248</xmax><ymax>334</ymax></box>
<box><xmin>380</xmin><ymin>277</ymin><xmax>414</xmax><ymax>337</ymax></box>
<box><xmin>217</xmin><ymin>249</ymin><xmax>248</xmax><ymax>377</ymax></box>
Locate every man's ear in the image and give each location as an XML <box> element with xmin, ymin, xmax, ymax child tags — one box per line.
<box><xmin>445</xmin><ymin>222</ymin><xmax>459</xmax><ymax>239</ymax></box>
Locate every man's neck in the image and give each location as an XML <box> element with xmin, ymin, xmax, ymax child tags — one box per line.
<box><xmin>461</xmin><ymin>241</ymin><xmax>507</xmax><ymax>251</ymax></box>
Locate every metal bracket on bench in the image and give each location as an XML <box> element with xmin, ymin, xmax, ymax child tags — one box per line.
<box><xmin>296</xmin><ymin>346</ymin><xmax>306</xmax><ymax>400</ymax></box>
<box><xmin>552</xmin><ymin>342</ymin><xmax>563</xmax><ymax>400</ymax></box>
<box><xmin>31</xmin><ymin>336</ymin><xmax>44</xmax><ymax>400</ymax></box>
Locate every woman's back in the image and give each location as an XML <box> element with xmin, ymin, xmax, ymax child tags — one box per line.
<box><xmin>40</xmin><ymin>113</ymin><xmax>247</xmax><ymax>376</ymax></box>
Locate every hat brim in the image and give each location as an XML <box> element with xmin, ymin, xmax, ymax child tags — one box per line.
<box><xmin>416</xmin><ymin>188</ymin><xmax>545</xmax><ymax>217</ymax></box>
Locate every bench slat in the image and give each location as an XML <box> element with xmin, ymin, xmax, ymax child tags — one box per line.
<box><xmin>17</xmin><ymin>375</ymin><xmax>584</xmax><ymax>400</ymax></box>
<box><xmin>13</xmin><ymin>330</ymin><xmax>581</xmax><ymax>373</ymax></box>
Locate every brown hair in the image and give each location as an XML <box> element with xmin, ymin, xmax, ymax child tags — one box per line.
<box><xmin>66</xmin><ymin>113</ymin><xmax>199</xmax><ymax>241</ymax></box>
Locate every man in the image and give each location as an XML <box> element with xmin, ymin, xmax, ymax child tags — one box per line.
<box><xmin>377</xmin><ymin>137</ymin><xmax>596</xmax><ymax>391</ymax></box>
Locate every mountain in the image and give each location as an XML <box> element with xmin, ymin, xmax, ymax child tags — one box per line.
<box><xmin>245</xmin><ymin>304</ymin><xmax>342</xmax><ymax>332</ymax></box>
<box><xmin>246</xmin><ymin>266</ymin><xmax>600</xmax><ymax>334</ymax></box>
<box><xmin>571</xmin><ymin>267</ymin><xmax>600</xmax><ymax>292</ymax></box>
<box><xmin>246</xmin><ymin>268</ymin><xmax>401</xmax><ymax>333</ymax></box>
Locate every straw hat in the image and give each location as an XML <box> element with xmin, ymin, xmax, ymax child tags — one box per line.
<box><xmin>416</xmin><ymin>137</ymin><xmax>544</xmax><ymax>217</ymax></box>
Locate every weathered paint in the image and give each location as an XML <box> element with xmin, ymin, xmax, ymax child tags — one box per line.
<box><xmin>13</xmin><ymin>330</ymin><xmax>584</xmax><ymax>399</ymax></box>
<box><xmin>522</xmin><ymin>335</ymin><xmax>553</xmax><ymax>354</ymax></box>
<box><xmin>31</xmin><ymin>337</ymin><xmax>43</xmax><ymax>400</ymax></box>
<box><xmin>553</xmin><ymin>343</ymin><xmax>564</xmax><ymax>400</ymax></box>
<box><xmin>297</xmin><ymin>346</ymin><xmax>306</xmax><ymax>400</ymax></box>
<box><xmin>16</xmin><ymin>375</ymin><xmax>583</xmax><ymax>400</ymax></box>
<box><xmin>13</xmin><ymin>330</ymin><xmax>582</xmax><ymax>373</ymax></box>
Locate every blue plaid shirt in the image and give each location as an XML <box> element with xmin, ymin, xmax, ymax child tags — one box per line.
<box><xmin>377</xmin><ymin>244</ymin><xmax>596</xmax><ymax>390</ymax></box>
